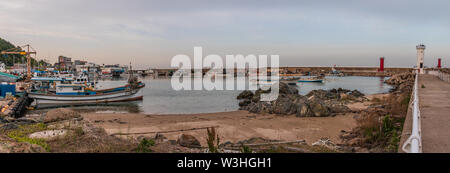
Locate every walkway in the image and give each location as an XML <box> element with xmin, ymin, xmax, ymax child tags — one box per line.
<box><xmin>419</xmin><ymin>74</ymin><xmax>450</xmax><ymax>153</ymax></box>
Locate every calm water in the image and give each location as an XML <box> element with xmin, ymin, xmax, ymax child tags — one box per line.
<box><xmin>93</xmin><ymin>76</ymin><xmax>392</xmax><ymax>114</ymax></box>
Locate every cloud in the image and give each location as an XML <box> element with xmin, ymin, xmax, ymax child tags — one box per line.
<box><xmin>0</xmin><ymin>0</ymin><xmax>449</xmax><ymax>67</ymax></box>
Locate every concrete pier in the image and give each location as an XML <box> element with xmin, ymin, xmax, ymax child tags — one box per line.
<box><xmin>418</xmin><ymin>74</ymin><xmax>450</xmax><ymax>153</ymax></box>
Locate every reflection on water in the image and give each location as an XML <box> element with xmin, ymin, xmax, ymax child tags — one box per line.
<box><xmin>32</xmin><ymin>76</ymin><xmax>392</xmax><ymax>115</ymax></box>
<box><xmin>94</xmin><ymin>76</ymin><xmax>392</xmax><ymax>114</ymax></box>
<box><xmin>295</xmin><ymin>76</ymin><xmax>392</xmax><ymax>95</ymax></box>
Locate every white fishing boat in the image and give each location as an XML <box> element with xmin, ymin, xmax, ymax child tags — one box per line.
<box><xmin>29</xmin><ymin>86</ymin><xmax>144</xmax><ymax>106</ymax></box>
<box><xmin>298</xmin><ymin>76</ymin><xmax>324</xmax><ymax>83</ymax></box>
<box><xmin>28</xmin><ymin>72</ymin><xmax>145</xmax><ymax>107</ymax></box>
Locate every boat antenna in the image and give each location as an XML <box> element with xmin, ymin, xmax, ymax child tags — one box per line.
<box><xmin>129</xmin><ymin>62</ymin><xmax>133</xmax><ymax>77</ymax></box>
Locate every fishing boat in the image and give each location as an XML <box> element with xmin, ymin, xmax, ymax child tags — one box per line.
<box><xmin>298</xmin><ymin>76</ymin><xmax>324</xmax><ymax>83</ymax></box>
<box><xmin>28</xmin><ymin>72</ymin><xmax>145</xmax><ymax>107</ymax></box>
<box><xmin>281</xmin><ymin>76</ymin><xmax>300</xmax><ymax>81</ymax></box>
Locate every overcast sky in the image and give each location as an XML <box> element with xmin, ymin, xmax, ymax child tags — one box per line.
<box><xmin>1</xmin><ymin>0</ymin><xmax>449</xmax><ymax>68</ymax></box>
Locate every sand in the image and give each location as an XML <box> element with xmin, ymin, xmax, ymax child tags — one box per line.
<box><xmin>82</xmin><ymin>110</ymin><xmax>358</xmax><ymax>146</ymax></box>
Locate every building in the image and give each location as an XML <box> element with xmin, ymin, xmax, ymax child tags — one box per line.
<box><xmin>11</xmin><ymin>63</ymin><xmax>27</xmax><ymax>74</ymax></box>
<box><xmin>74</xmin><ymin>60</ymin><xmax>87</xmax><ymax>66</ymax></box>
<box><xmin>0</xmin><ymin>63</ymin><xmax>6</xmax><ymax>72</ymax></box>
<box><xmin>55</xmin><ymin>56</ymin><xmax>73</xmax><ymax>71</ymax></box>
<box><xmin>416</xmin><ymin>44</ymin><xmax>426</xmax><ymax>74</ymax></box>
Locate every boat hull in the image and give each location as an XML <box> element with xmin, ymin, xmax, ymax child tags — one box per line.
<box><xmin>298</xmin><ymin>80</ymin><xmax>323</xmax><ymax>83</ymax></box>
<box><xmin>29</xmin><ymin>88</ymin><xmax>144</xmax><ymax>107</ymax></box>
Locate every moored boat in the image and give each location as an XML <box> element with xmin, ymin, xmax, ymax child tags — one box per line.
<box><xmin>28</xmin><ymin>72</ymin><xmax>145</xmax><ymax>107</ymax></box>
<box><xmin>298</xmin><ymin>76</ymin><xmax>324</xmax><ymax>83</ymax></box>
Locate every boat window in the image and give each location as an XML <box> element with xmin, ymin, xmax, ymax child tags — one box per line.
<box><xmin>73</xmin><ymin>86</ymin><xmax>83</xmax><ymax>91</ymax></box>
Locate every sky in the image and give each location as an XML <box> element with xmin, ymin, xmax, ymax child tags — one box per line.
<box><xmin>0</xmin><ymin>0</ymin><xmax>449</xmax><ymax>68</ymax></box>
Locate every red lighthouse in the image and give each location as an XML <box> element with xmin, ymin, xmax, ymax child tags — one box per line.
<box><xmin>437</xmin><ymin>58</ymin><xmax>442</xmax><ymax>69</ymax></box>
<box><xmin>378</xmin><ymin>57</ymin><xmax>385</xmax><ymax>72</ymax></box>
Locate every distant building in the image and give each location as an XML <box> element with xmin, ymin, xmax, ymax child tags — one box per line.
<box><xmin>0</xmin><ymin>63</ymin><xmax>6</xmax><ymax>72</ymax></box>
<box><xmin>74</xmin><ymin>60</ymin><xmax>87</xmax><ymax>66</ymax></box>
<box><xmin>55</xmin><ymin>56</ymin><xmax>73</xmax><ymax>71</ymax></box>
<box><xmin>11</xmin><ymin>63</ymin><xmax>27</xmax><ymax>74</ymax></box>
<box><xmin>75</xmin><ymin>62</ymin><xmax>99</xmax><ymax>74</ymax></box>
<box><xmin>416</xmin><ymin>44</ymin><xmax>426</xmax><ymax>74</ymax></box>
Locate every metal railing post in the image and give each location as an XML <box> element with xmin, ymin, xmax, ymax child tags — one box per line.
<box><xmin>402</xmin><ymin>70</ymin><xmax>422</xmax><ymax>153</ymax></box>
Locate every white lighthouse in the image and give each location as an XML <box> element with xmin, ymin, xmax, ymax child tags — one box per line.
<box><xmin>416</xmin><ymin>44</ymin><xmax>426</xmax><ymax>74</ymax></box>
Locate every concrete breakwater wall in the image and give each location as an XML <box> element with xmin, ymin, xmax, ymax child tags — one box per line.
<box><xmin>281</xmin><ymin>67</ymin><xmax>413</xmax><ymax>76</ymax></box>
<box><xmin>148</xmin><ymin>67</ymin><xmax>414</xmax><ymax>78</ymax></box>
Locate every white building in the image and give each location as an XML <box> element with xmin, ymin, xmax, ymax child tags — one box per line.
<box><xmin>0</xmin><ymin>63</ymin><xmax>6</xmax><ymax>72</ymax></box>
<box><xmin>416</xmin><ymin>44</ymin><xmax>426</xmax><ymax>74</ymax></box>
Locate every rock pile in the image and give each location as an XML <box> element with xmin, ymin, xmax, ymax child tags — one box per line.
<box><xmin>237</xmin><ymin>83</ymin><xmax>365</xmax><ymax>117</ymax></box>
<box><xmin>385</xmin><ymin>72</ymin><xmax>415</xmax><ymax>93</ymax></box>
<box><xmin>43</xmin><ymin>108</ymin><xmax>81</xmax><ymax>123</ymax></box>
<box><xmin>177</xmin><ymin>134</ymin><xmax>201</xmax><ymax>148</ymax></box>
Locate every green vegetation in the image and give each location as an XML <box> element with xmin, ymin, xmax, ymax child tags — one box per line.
<box><xmin>371</xmin><ymin>97</ymin><xmax>381</xmax><ymax>103</ymax></box>
<box><xmin>135</xmin><ymin>138</ymin><xmax>155</xmax><ymax>153</ymax></box>
<box><xmin>0</xmin><ymin>37</ymin><xmax>45</xmax><ymax>67</ymax></box>
<box><xmin>206</xmin><ymin>127</ymin><xmax>220</xmax><ymax>153</ymax></box>
<box><xmin>401</xmin><ymin>95</ymin><xmax>411</xmax><ymax>106</ymax></box>
<box><xmin>6</xmin><ymin>123</ymin><xmax>50</xmax><ymax>151</ymax></box>
<box><xmin>361</xmin><ymin>114</ymin><xmax>404</xmax><ymax>152</ymax></box>
<box><xmin>240</xmin><ymin>145</ymin><xmax>253</xmax><ymax>153</ymax></box>
<box><xmin>421</xmin><ymin>84</ymin><xmax>426</xmax><ymax>88</ymax></box>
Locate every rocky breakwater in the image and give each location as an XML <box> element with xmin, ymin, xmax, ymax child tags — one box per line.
<box><xmin>237</xmin><ymin>82</ymin><xmax>367</xmax><ymax>117</ymax></box>
<box><xmin>384</xmin><ymin>72</ymin><xmax>415</xmax><ymax>93</ymax></box>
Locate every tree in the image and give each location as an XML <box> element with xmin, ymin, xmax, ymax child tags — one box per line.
<box><xmin>0</xmin><ymin>37</ymin><xmax>39</xmax><ymax>66</ymax></box>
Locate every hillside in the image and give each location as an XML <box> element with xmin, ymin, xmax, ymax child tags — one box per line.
<box><xmin>0</xmin><ymin>37</ymin><xmax>40</xmax><ymax>67</ymax></box>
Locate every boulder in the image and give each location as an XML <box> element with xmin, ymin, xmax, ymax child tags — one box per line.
<box><xmin>247</xmin><ymin>102</ymin><xmax>273</xmax><ymax>114</ymax></box>
<box><xmin>154</xmin><ymin>133</ymin><xmax>168</xmax><ymax>143</ymax></box>
<box><xmin>177</xmin><ymin>134</ymin><xmax>201</xmax><ymax>148</ymax></box>
<box><xmin>237</xmin><ymin>90</ymin><xmax>254</xmax><ymax>100</ymax></box>
<box><xmin>238</xmin><ymin>99</ymin><xmax>251</xmax><ymax>107</ymax></box>
<box><xmin>0</xmin><ymin>123</ymin><xmax>19</xmax><ymax>131</ymax></box>
<box><xmin>350</xmin><ymin>90</ymin><xmax>364</xmax><ymax>97</ymax></box>
<box><xmin>44</xmin><ymin>108</ymin><xmax>81</xmax><ymax>123</ymax></box>
<box><xmin>308</xmin><ymin>96</ymin><xmax>330</xmax><ymax>117</ymax></box>
<box><xmin>296</xmin><ymin>103</ymin><xmax>314</xmax><ymax>117</ymax></box>
<box><xmin>29</xmin><ymin>130</ymin><xmax>67</xmax><ymax>140</ymax></box>
<box><xmin>237</xmin><ymin>83</ymin><xmax>360</xmax><ymax>117</ymax></box>
<box><xmin>272</xmin><ymin>96</ymin><xmax>295</xmax><ymax>115</ymax></box>
<box><xmin>279</xmin><ymin>82</ymin><xmax>299</xmax><ymax>95</ymax></box>
<box><xmin>328</xmin><ymin>103</ymin><xmax>352</xmax><ymax>114</ymax></box>
<box><xmin>385</xmin><ymin>73</ymin><xmax>415</xmax><ymax>93</ymax></box>
<box><xmin>385</xmin><ymin>73</ymin><xmax>414</xmax><ymax>86</ymax></box>
<box><xmin>312</xmin><ymin>138</ymin><xmax>341</xmax><ymax>151</ymax></box>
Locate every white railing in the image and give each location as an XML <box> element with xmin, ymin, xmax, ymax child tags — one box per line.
<box><xmin>438</xmin><ymin>71</ymin><xmax>450</xmax><ymax>83</ymax></box>
<box><xmin>427</xmin><ymin>69</ymin><xmax>450</xmax><ymax>83</ymax></box>
<box><xmin>402</xmin><ymin>71</ymin><xmax>422</xmax><ymax>153</ymax></box>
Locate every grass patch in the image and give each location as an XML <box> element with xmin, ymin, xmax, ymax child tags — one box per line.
<box><xmin>240</xmin><ymin>145</ymin><xmax>253</xmax><ymax>153</ymax></box>
<box><xmin>206</xmin><ymin>127</ymin><xmax>220</xmax><ymax>153</ymax></box>
<box><xmin>135</xmin><ymin>138</ymin><xmax>155</xmax><ymax>153</ymax></box>
<box><xmin>6</xmin><ymin>123</ymin><xmax>50</xmax><ymax>151</ymax></box>
<box><xmin>359</xmin><ymin>114</ymin><xmax>403</xmax><ymax>152</ymax></box>
<box><xmin>421</xmin><ymin>84</ymin><xmax>426</xmax><ymax>88</ymax></box>
<box><xmin>262</xmin><ymin>144</ymin><xmax>339</xmax><ymax>153</ymax></box>
<box><xmin>371</xmin><ymin>97</ymin><xmax>382</xmax><ymax>103</ymax></box>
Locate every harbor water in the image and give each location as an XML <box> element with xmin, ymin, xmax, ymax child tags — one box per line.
<box><xmin>90</xmin><ymin>76</ymin><xmax>393</xmax><ymax>114</ymax></box>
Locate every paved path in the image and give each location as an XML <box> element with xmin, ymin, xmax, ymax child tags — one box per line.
<box><xmin>419</xmin><ymin>74</ymin><xmax>450</xmax><ymax>153</ymax></box>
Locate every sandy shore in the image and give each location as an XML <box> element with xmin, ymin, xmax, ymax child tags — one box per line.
<box><xmin>82</xmin><ymin>111</ymin><xmax>357</xmax><ymax>146</ymax></box>
<box><xmin>81</xmin><ymin>93</ymin><xmax>388</xmax><ymax>147</ymax></box>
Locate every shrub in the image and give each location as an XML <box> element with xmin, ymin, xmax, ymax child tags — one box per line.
<box><xmin>135</xmin><ymin>138</ymin><xmax>155</xmax><ymax>153</ymax></box>
<box><xmin>206</xmin><ymin>127</ymin><xmax>220</xmax><ymax>153</ymax></box>
<box><xmin>241</xmin><ymin>145</ymin><xmax>253</xmax><ymax>153</ymax></box>
<box><xmin>6</xmin><ymin>123</ymin><xmax>50</xmax><ymax>151</ymax></box>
